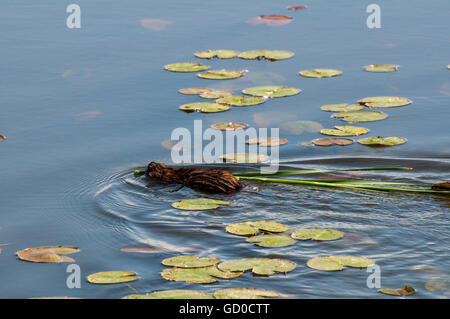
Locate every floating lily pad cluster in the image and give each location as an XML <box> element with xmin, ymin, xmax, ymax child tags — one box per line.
<box><xmin>307</xmin><ymin>256</ymin><xmax>374</xmax><ymax>271</ymax></box>
<box><xmin>124</xmin><ymin>288</ymin><xmax>280</xmax><ymax>299</ymax></box>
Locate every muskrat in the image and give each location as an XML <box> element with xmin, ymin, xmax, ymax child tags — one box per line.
<box><xmin>145</xmin><ymin>162</ymin><xmax>243</xmax><ymax>194</ymax></box>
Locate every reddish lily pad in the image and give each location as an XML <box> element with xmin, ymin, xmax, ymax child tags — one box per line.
<box><xmin>16</xmin><ymin>246</ymin><xmax>80</xmax><ymax>263</ymax></box>
<box><xmin>287</xmin><ymin>5</ymin><xmax>307</xmax><ymax>11</ymax></box>
<box><xmin>247</xmin><ymin>16</ymin><xmax>293</xmax><ymax>27</ymax></box>
<box><xmin>312</xmin><ymin>137</ymin><xmax>354</xmax><ymax>146</ymax></box>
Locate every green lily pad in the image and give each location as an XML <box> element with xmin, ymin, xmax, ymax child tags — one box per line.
<box><xmin>218</xmin><ymin>258</ymin><xmax>296</xmax><ymax>276</ymax></box>
<box><xmin>87</xmin><ymin>271</ymin><xmax>138</xmax><ymax>284</ymax></box>
<box><xmin>281</xmin><ymin>120</ymin><xmax>323</xmax><ymax>134</ymax></box>
<box><xmin>221</xmin><ymin>153</ymin><xmax>269</xmax><ymax>163</ymax></box>
<box><xmin>211</xmin><ymin>122</ymin><xmax>248</xmax><ymax>131</ymax></box>
<box><xmin>124</xmin><ymin>289</ymin><xmax>214</xmax><ymax>299</ymax></box>
<box><xmin>250</xmin><ymin>221</ymin><xmax>289</xmax><ymax>233</ymax></box>
<box><xmin>358</xmin><ymin>136</ymin><xmax>407</xmax><ymax>147</ymax></box>
<box><xmin>226</xmin><ymin>221</ymin><xmax>289</xmax><ymax>236</ymax></box>
<box><xmin>333</xmin><ymin>110</ymin><xmax>388</xmax><ymax>123</ymax></box>
<box><xmin>200</xmin><ymin>90</ymin><xmax>233</xmax><ymax>99</ymax></box>
<box><xmin>291</xmin><ymin>229</ymin><xmax>344</xmax><ymax>241</ymax></box>
<box><xmin>299</xmin><ymin>69</ymin><xmax>342</xmax><ymax>78</ymax></box>
<box><xmin>178</xmin><ymin>88</ymin><xmax>213</xmax><ymax>95</ymax></box>
<box><xmin>320</xmin><ymin>126</ymin><xmax>369</xmax><ymax>137</ymax></box>
<box><xmin>161</xmin><ymin>266</ymin><xmax>243</xmax><ymax>284</ymax></box>
<box><xmin>307</xmin><ymin>256</ymin><xmax>374</xmax><ymax>271</ymax></box>
<box><xmin>246</xmin><ymin>137</ymin><xmax>288</xmax><ymax>146</ymax></box>
<box><xmin>216</xmin><ymin>96</ymin><xmax>265</xmax><ymax>106</ymax></box>
<box><xmin>213</xmin><ymin>288</ymin><xmax>279</xmax><ymax>299</ymax></box>
<box><xmin>238</xmin><ymin>50</ymin><xmax>294</xmax><ymax>61</ymax></box>
<box><xmin>16</xmin><ymin>246</ymin><xmax>80</xmax><ymax>263</ymax></box>
<box><xmin>358</xmin><ymin>96</ymin><xmax>412</xmax><ymax>108</ymax></box>
<box><xmin>246</xmin><ymin>234</ymin><xmax>296</xmax><ymax>247</ymax></box>
<box><xmin>378</xmin><ymin>285</ymin><xmax>415</xmax><ymax>296</ymax></box>
<box><xmin>162</xmin><ymin>255</ymin><xmax>221</xmax><ymax>268</ymax></box>
<box><xmin>195</xmin><ymin>50</ymin><xmax>239</xmax><ymax>59</ymax></box>
<box><xmin>312</xmin><ymin>137</ymin><xmax>354</xmax><ymax>146</ymax></box>
<box><xmin>164</xmin><ymin>62</ymin><xmax>210</xmax><ymax>73</ymax></box>
<box><xmin>321</xmin><ymin>104</ymin><xmax>364</xmax><ymax>112</ymax></box>
<box><xmin>197</xmin><ymin>70</ymin><xmax>243</xmax><ymax>80</ymax></box>
<box><xmin>364</xmin><ymin>64</ymin><xmax>399</xmax><ymax>73</ymax></box>
<box><xmin>179</xmin><ymin>102</ymin><xmax>230</xmax><ymax>113</ymax></box>
<box><xmin>425</xmin><ymin>275</ymin><xmax>450</xmax><ymax>291</ymax></box>
<box><xmin>172</xmin><ymin>198</ymin><xmax>230</xmax><ymax>211</ymax></box>
<box><xmin>242</xmin><ymin>85</ymin><xmax>301</xmax><ymax>98</ymax></box>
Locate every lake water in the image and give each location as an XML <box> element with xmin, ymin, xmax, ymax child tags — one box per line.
<box><xmin>0</xmin><ymin>0</ymin><xmax>449</xmax><ymax>298</ymax></box>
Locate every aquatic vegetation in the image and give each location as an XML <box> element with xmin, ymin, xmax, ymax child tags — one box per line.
<box><xmin>216</xmin><ymin>95</ymin><xmax>265</xmax><ymax>106</ymax></box>
<box><xmin>246</xmin><ymin>234</ymin><xmax>297</xmax><ymax>247</ymax></box>
<box><xmin>320</xmin><ymin>126</ymin><xmax>369</xmax><ymax>136</ymax></box>
<box><xmin>287</xmin><ymin>5</ymin><xmax>307</xmax><ymax>11</ymax></box>
<box><xmin>161</xmin><ymin>265</ymin><xmax>242</xmax><ymax>284</ymax></box>
<box><xmin>197</xmin><ymin>70</ymin><xmax>243</xmax><ymax>80</ymax></box>
<box><xmin>378</xmin><ymin>285</ymin><xmax>415</xmax><ymax>296</ymax></box>
<box><xmin>320</xmin><ymin>104</ymin><xmax>364</xmax><ymax>112</ymax></box>
<box><xmin>312</xmin><ymin>137</ymin><xmax>354</xmax><ymax>146</ymax></box>
<box><xmin>218</xmin><ymin>258</ymin><xmax>296</xmax><ymax>276</ymax></box>
<box><xmin>246</xmin><ymin>137</ymin><xmax>288</xmax><ymax>146</ymax></box>
<box><xmin>364</xmin><ymin>64</ymin><xmax>399</xmax><ymax>72</ymax></box>
<box><xmin>242</xmin><ymin>85</ymin><xmax>301</xmax><ymax>98</ymax></box>
<box><xmin>162</xmin><ymin>255</ymin><xmax>221</xmax><ymax>268</ymax></box>
<box><xmin>332</xmin><ymin>110</ymin><xmax>388</xmax><ymax>122</ymax></box>
<box><xmin>238</xmin><ymin>50</ymin><xmax>294</xmax><ymax>61</ymax></box>
<box><xmin>291</xmin><ymin>229</ymin><xmax>344</xmax><ymax>241</ymax></box>
<box><xmin>194</xmin><ymin>50</ymin><xmax>239</xmax><ymax>59</ymax></box>
<box><xmin>87</xmin><ymin>271</ymin><xmax>138</xmax><ymax>284</ymax></box>
<box><xmin>358</xmin><ymin>136</ymin><xmax>407</xmax><ymax>146</ymax></box>
<box><xmin>358</xmin><ymin>96</ymin><xmax>412</xmax><ymax>108</ymax></box>
<box><xmin>124</xmin><ymin>289</ymin><xmax>214</xmax><ymax>299</ymax></box>
<box><xmin>164</xmin><ymin>62</ymin><xmax>209</xmax><ymax>73</ymax></box>
<box><xmin>221</xmin><ymin>153</ymin><xmax>269</xmax><ymax>163</ymax></box>
<box><xmin>172</xmin><ymin>198</ymin><xmax>230</xmax><ymax>211</ymax></box>
<box><xmin>299</xmin><ymin>69</ymin><xmax>342</xmax><ymax>78</ymax></box>
<box><xmin>200</xmin><ymin>90</ymin><xmax>232</xmax><ymax>99</ymax></box>
<box><xmin>179</xmin><ymin>102</ymin><xmax>230</xmax><ymax>113</ymax></box>
<box><xmin>307</xmin><ymin>256</ymin><xmax>374</xmax><ymax>271</ymax></box>
<box><xmin>211</xmin><ymin>122</ymin><xmax>248</xmax><ymax>131</ymax></box>
<box><xmin>16</xmin><ymin>246</ymin><xmax>80</xmax><ymax>263</ymax></box>
<box><xmin>246</xmin><ymin>16</ymin><xmax>293</xmax><ymax>27</ymax></box>
<box><xmin>213</xmin><ymin>288</ymin><xmax>279</xmax><ymax>299</ymax></box>
<box><xmin>178</xmin><ymin>88</ymin><xmax>213</xmax><ymax>95</ymax></box>
<box><xmin>226</xmin><ymin>221</ymin><xmax>289</xmax><ymax>236</ymax></box>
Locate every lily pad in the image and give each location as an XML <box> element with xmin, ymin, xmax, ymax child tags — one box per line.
<box><xmin>246</xmin><ymin>234</ymin><xmax>296</xmax><ymax>247</ymax></box>
<box><xmin>211</xmin><ymin>122</ymin><xmax>248</xmax><ymax>131</ymax></box>
<box><xmin>194</xmin><ymin>50</ymin><xmax>239</xmax><ymax>59</ymax></box>
<box><xmin>307</xmin><ymin>256</ymin><xmax>374</xmax><ymax>271</ymax></box>
<box><xmin>124</xmin><ymin>289</ymin><xmax>214</xmax><ymax>299</ymax></box>
<box><xmin>172</xmin><ymin>198</ymin><xmax>230</xmax><ymax>211</ymax></box>
<box><xmin>378</xmin><ymin>285</ymin><xmax>415</xmax><ymax>296</ymax></box>
<box><xmin>226</xmin><ymin>221</ymin><xmax>289</xmax><ymax>236</ymax></box>
<box><xmin>16</xmin><ymin>246</ymin><xmax>80</xmax><ymax>263</ymax></box>
<box><xmin>364</xmin><ymin>64</ymin><xmax>399</xmax><ymax>73</ymax></box>
<box><xmin>218</xmin><ymin>258</ymin><xmax>296</xmax><ymax>276</ymax></box>
<box><xmin>200</xmin><ymin>90</ymin><xmax>233</xmax><ymax>99</ymax></box>
<box><xmin>164</xmin><ymin>62</ymin><xmax>210</xmax><ymax>73</ymax></box>
<box><xmin>214</xmin><ymin>288</ymin><xmax>279</xmax><ymax>299</ymax></box>
<box><xmin>216</xmin><ymin>96</ymin><xmax>265</xmax><ymax>106</ymax></box>
<box><xmin>162</xmin><ymin>255</ymin><xmax>220</xmax><ymax>268</ymax></box>
<box><xmin>291</xmin><ymin>229</ymin><xmax>344</xmax><ymax>241</ymax></box>
<box><xmin>179</xmin><ymin>102</ymin><xmax>230</xmax><ymax>113</ymax></box>
<box><xmin>161</xmin><ymin>266</ymin><xmax>243</xmax><ymax>284</ymax></box>
<box><xmin>242</xmin><ymin>85</ymin><xmax>301</xmax><ymax>98</ymax></box>
<box><xmin>250</xmin><ymin>221</ymin><xmax>289</xmax><ymax>233</ymax></box>
<box><xmin>221</xmin><ymin>153</ymin><xmax>269</xmax><ymax>163</ymax></box>
<box><xmin>320</xmin><ymin>126</ymin><xmax>369</xmax><ymax>137</ymax></box>
<box><xmin>238</xmin><ymin>50</ymin><xmax>294</xmax><ymax>61</ymax></box>
<box><xmin>321</xmin><ymin>104</ymin><xmax>364</xmax><ymax>112</ymax></box>
<box><xmin>247</xmin><ymin>16</ymin><xmax>292</xmax><ymax>27</ymax></box>
<box><xmin>87</xmin><ymin>271</ymin><xmax>138</xmax><ymax>284</ymax></box>
<box><xmin>358</xmin><ymin>136</ymin><xmax>407</xmax><ymax>147</ymax></box>
<box><xmin>299</xmin><ymin>69</ymin><xmax>342</xmax><ymax>78</ymax></box>
<box><xmin>197</xmin><ymin>70</ymin><xmax>243</xmax><ymax>80</ymax></box>
<box><xmin>333</xmin><ymin>110</ymin><xmax>388</xmax><ymax>123</ymax></box>
<box><xmin>246</xmin><ymin>137</ymin><xmax>288</xmax><ymax>147</ymax></box>
<box><xmin>358</xmin><ymin>96</ymin><xmax>412</xmax><ymax>108</ymax></box>
<box><xmin>312</xmin><ymin>137</ymin><xmax>354</xmax><ymax>146</ymax></box>
<box><xmin>178</xmin><ymin>88</ymin><xmax>213</xmax><ymax>95</ymax></box>
<box><xmin>331</xmin><ymin>256</ymin><xmax>375</xmax><ymax>268</ymax></box>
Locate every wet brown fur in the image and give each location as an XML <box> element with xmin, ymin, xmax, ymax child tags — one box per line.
<box><xmin>145</xmin><ymin>162</ymin><xmax>242</xmax><ymax>194</ymax></box>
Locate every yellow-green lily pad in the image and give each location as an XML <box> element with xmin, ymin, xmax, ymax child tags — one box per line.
<box><xmin>307</xmin><ymin>256</ymin><xmax>374</xmax><ymax>271</ymax></box>
<box><xmin>211</xmin><ymin>122</ymin><xmax>248</xmax><ymax>131</ymax></box>
<box><xmin>226</xmin><ymin>221</ymin><xmax>289</xmax><ymax>236</ymax></box>
<box><xmin>162</xmin><ymin>255</ymin><xmax>221</xmax><ymax>268</ymax></box>
<box><xmin>242</xmin><ymin>85</ymin><xmax>301</xmax><ymax>98</ymax></box>
<box><xmin>164</xmin><ymin>62</ymin><xmax>210</xmax><ymax>73</ymax></box>
<box><xmin>179</xmin><ymin>102</ymin><xmax>230</xmax><ymax>113</ymax></box>
<box><xmin>364</xmin><ymin>64</ymin><xmax>399</xmax><ymax>73</ymax></box>
<box><xmin>291</xmin><ymin>229</ymin><xmax>344</xmax><ymax>241</ymax></box>
<box><xmin>238</xmin><ymin>50</ymin><xmax>294</xmax><ymax>61</ymax></box>
<box><xmin>333</xmin><ymin>110</ymin><xmax>388</xmax><ymax>123</ymax></box>
<box><xmin>171</xmin><ymin>198</ymin><xmax>230</xmax><ymax>211</ymax></box>
<box><xmin>197</xmin><ymin>70</ymin><xmax>243</xmax><ymax>80</ymax></box>
<box><xmin>320</xmin><ymin>126</ymin><xmax>369</xmax><ymax>137</ymax></box>
<box><xmin>246</xmin><ymin>137</ymin><xmax>288</xmax><ymax>146</ymax></box>
<box><xmin>200</xmin><ymin>90</ymin><xmax>233</xmax><ymax>99</ymax></box>
<box><xmin>221</xmin><ymin>153</ymin><xmax>269</xmax><ymax>163</ymax></box>
<box><xmin>321</xmin><ymin>104</ymin><xmax>364</xmax><ymax>112</ymax></box>
<box><xmin>312</xmin><ymin>137</ymin><xmax>354</xmax><ymax>146</ymax></box>
<box><xmin>178</xmin><ymin>88</ymin><xmax>213</xmax><ymax>95</ymax></box>
<box><xmin>16</xmin><ymin>246</ymin><xmax>80</xmax><ymax>263</ymax></box>
<box><xmin>378</xmin><ymin>285</ymin><xmax>415</xmax><ymax>296</ymax></box>
<box><xmin>246</xmin><ymin>234</ymin><xmax>296</xmax><ymax>247</ymax></box>
<box><xmin>216</xmin><ymin>96</ymin><xmax>265</xmax><ymax>106</ymax></box>
<box><xmin>161</xmin><ymin>266</ymin><xmax>243</xmax><ymax>284</ymax></box>
<box><xmin>195</xmin><ymin>50</ymin><xmax>239</xmax><ymax>59</ymax></box>
<box><xmin>358</xmin><ymin>96</ymin><xmax>412</xmax><ymax>108</ymax></box>
<box><xmin>218</xmin><ymin>258</ymin><xmax>296</xmax><ymax>276</ymax></box>
<box><xmin>213</xmin><ymin>288</ymin><xmax>279</xmax><ymax>299</ymax></box>
<box><xmin>299</xmin><ymin>69</ymin><xmax>342</xmax><ymax>78</ymax></box>
<box><xmin>87</xmin><ymin>271</ymin><xmax>138</xmax><ymax>284</ymax></box>
<box><xmin>358</xmin><ymin>136</ymin><xmax>407</xmax><ymax>146</ymax></box>
<box><xmin>124</xmin><ymin>289</ymin><xmax>214</xmax><ymax>299</ymax></box>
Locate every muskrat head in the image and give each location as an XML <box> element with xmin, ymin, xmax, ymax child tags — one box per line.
<box><xmin>145</xmin><ymin>162</ymin><xmax>168</xmax><ymax>177</ymax></box>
